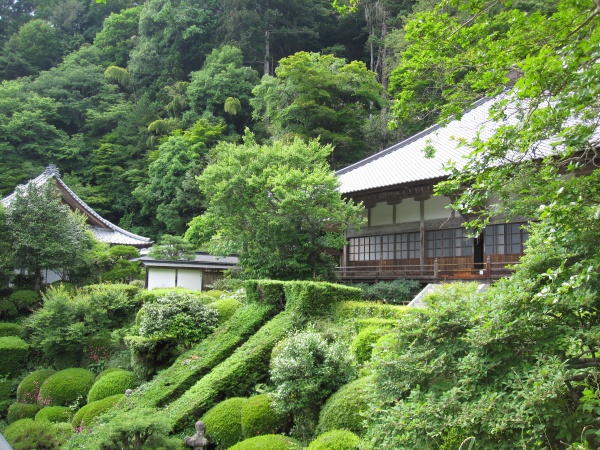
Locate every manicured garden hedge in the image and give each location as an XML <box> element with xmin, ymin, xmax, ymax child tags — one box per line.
<box><xmin>0</xmin><ymin>336</ymin><xmax>29</xmax><ymax>377</ymax></box>
<box><xmin>209</xmin><ymin>298</ymin><xmax>243</xmax><ymax>323</ymax></box>
<box><xmin>308</xmin><ymin>430</ymin><xmax>361</xmax><ymax>450</ymax></box>
<box><xmin>38</xmin><ymin>368</ymin><xmax>95</xmax><ymax>407</ymax></box>
<box><xmin>351</xmin><ymin>324</ymin><xmax>395</xmax><ymax>364</ymax></box>
<box><xmin>283</xmin><ymin>282</ymin><xmax>361</xmax><ymax>319</ymax></box>
<box><xmin>17</xmin><ymin>369</ymin><xmax>55</xmax><ymax>403</ymax></box>
<box><xmin>245</xmin><ymin>280</ymin><xmax>286</xmax><ymax>308</ymax></box>
<box><xmin>228</xmin><ymin>434</ymin><xmax>302</xmax><ymax>450</ymax></box>
<box><xmin>71</xmin><ymin>394</ymin><xmax>125</xmax><ymax>429</ymax></box>
<box><xmin>95</xmin><ymin>367</ymin><xmax>124</xmax><ymax>382</ymax></box>
<box><xmin>35</xmin><ymin>406</ymin><xmax>71</xmax><ymax>423</ymax></box>
<box><xmin>7</xmin><ymin>403</ymin><xmax>40</xmax><ymax>424</ymax></box>
<box><xmin>333</xmin><ymin>301</ymin><xmax>408</xmax><ymax>321</ymax></box>
<box><xmin>0</xmin><ymin>379</ymin><xmax>12</xmax><ymax>400</ymax></box>
<box><xmin>202</xmin><ymin>397</ymin><xmax>248</xmax><ymax>449</ymax></box>
<box><xmin>9</xmin><ymin>290</ymin><xmax>41</xmax><ymax>313</ymax></box>
<box><xmin>87</xmin><ymin>370</ymin><xmax>136</xmax><ymax>403</ymax></box>
<box><xmin>0</xmin><ymin>322</ymin><xmax>21</xmax><ymax>337</ymax></box>
<box><xmin>241</xmin><ymin>394</ymin><xmax>291</xmax><ymax>438</ymax></box>
<box><xmin>4</xmin><ymin>418</ymin><xmax>73</xmax><ymax>450</ymax></box>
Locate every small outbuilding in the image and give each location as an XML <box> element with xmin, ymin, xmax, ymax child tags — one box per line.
<box><xmin>139</xmin><ymin>253</ymin><xmax>238</xmax><ymax>291</ymax></box>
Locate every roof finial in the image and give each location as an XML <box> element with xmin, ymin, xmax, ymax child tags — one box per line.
<box><xmin>44</xmin><ymin>164</ymin><xmax>60</xmax><ymax>178</ymax></box>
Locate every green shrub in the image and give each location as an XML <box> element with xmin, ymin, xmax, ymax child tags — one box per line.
<box><xmin>9</xmin><ymin>290</ymin><xmax>42</xmax><ymax>313</ymax></box>
<box><xmin>17</xmin><ymin>369</ymin><xmax>55</xmax><ymax>404</ymax></box>
<box><xmin>0</xmin><ymin>399</ymin><xmax>12</xmax><ymax>419</ymax></box>
<box><xmin>241</xmin><ymin>394</ymin><xmax>291</xmax><ymax>438</ymax></box>
<box><xmin>333</xmin><ymin>301</ymin><xmax>408</xmax><ymax>321</ymax></box>
<box><xmin>0</xmin><ymin>298</ymin><xmax>17</xmax><ymax>320</ymax></box>
<box><xmin>308</xmin><ymin>430</ymin><xmax>361</xmax><ymax>450</ymax></box>
<box><xmin>316</xmin><ymin>377</ymin><xmax>372</xmax><ymax>436</ymax></box>
<box><xmin>95</xmin><ymin>367</ymin><xmax>125</xmax><ymax>382</ymax></box>
<box><xmin>87</xmin><ymin>370</ymin><xmax>136</xmax><ymax>403</ymax></box>
<box><xmin>0</xmin><ymin>322</ymin><xmax>21</xmax><ymax>337</ymax></box>
<box><xmin>229</xmin><ymin>434</ymin><xmax>302</xmax><ymax>450</ymax></box>
<box><xmin>246</xmin><ymin>280</ymin><xmax>287</xmax><ymax>308</ymax></box>
<box><xmin>0</xmin><ymin>378</ymin><xmax>13</xmax><ymax>400</ymax></box>
<box><xmin>204</xmin><ymin>290</ymin><xmax>225</xmax><ymax>299</ymax></box>
<box><xmin>210</xmin><ymin>298</ymin><xmax>243</xmax><ymax>323</ymax></box>
<box><xmin>35</xmin><ymin>406</ymin><xmax>72</xmax><ymax>423</ymax></box>
<box><xmin>137</xmin><ymin>288</ymin><xmax>214</xmax><ymax>305</ymax></box>
<box><xmin>212</xmin><ymin>278</ymin><xmax>246</xmax><ymax>292</ymax></box>
<box><xmin>167</xmin><ymin>312</ymin><xmax>294</xmax><ymax>432</ymax></box>
<box><xmin>202</xmin><ymin>397</ymin><xmax>248</xmax><ymax>449</ymax></box>
<box><xmin>38</xmin><ymin>368</ymin><xmax>95</xmax><ymax>407</ymax></box>
<box><xmin>283</xmin><ymin>282</ymin><xmax>362</xmax><ymax>320</ymax></box>
<box><xmin>124</xmin><ymin>334</ymin><xmax>180</xmax><ymax>381</ymax></box>
<box><xmin>351</xmin><ymin>325</ymin><xmax>395</xmax><ymax>364</ymax></box>
<box><xmin>4</xmin><ymin>418</ymin><xmax>73</xmax><ymax>450</ymax></box>
<box><xmin>352</xmin><ymin>318</ymin><xmax>399</xmax><ymax>332</ymax></box>
<box><xmin>7</xmin><ymin>403</ymin><xmax>40</xmax><ymax>424</ymax></box>
<box><xmin>78</xmin><ymin>283</ymin><xmax>140</xmax><ymax>301</ymax></box>
<box><xmin>353</xmin><ymin>279</ymin><xmax>421</xmax><ymax>305</ymax></box>
<box><xmin>71</xmin><ymin>394</ymin><xmax>124</xmax><ymax>429</ymax></box>
<box><xmin>0</xmin><ymin>336</ymin><xmax>29</xmax><ymax>377</ymax></box>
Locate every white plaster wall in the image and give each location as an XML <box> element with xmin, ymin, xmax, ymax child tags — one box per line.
<box><xmin>44</xmin><ymin>270</ymin><xmax>62</xmax><ymax>284</ymax></box>
<box><xmin>425</xmin><ymin>196</ymin><xmax>451</xmax><ymax>220</ymax></box>
<box><xmin>177</xmin><ymin>270</ymin><xmax>202</xmax><ymax>291</ymax></box>
<box><xmin>370</xmin><ymin>202</ymin><xmax>394</xmax><ymax>226</ymax></box>
<box><xmin>396</xmin><ymin>200</ymin><xmax>420</xmax><ymax>223</ymax></box>
<box><xmin>148</xmin><ymin>268</ymin><xmax>176</xmax><ymax>290</ymax></box>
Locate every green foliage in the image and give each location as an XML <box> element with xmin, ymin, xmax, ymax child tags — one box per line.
<box><xmin>197</xmin><ymin>132</ymin><xmax>364</xmax><ymax>280</ymax></box>
<box><xmin>4</xmin><ymin>418</ymin><xmax>72</xmax><ymax>450</ymax></box>
<box><xmin>0</xmin><ymin>336</ymin><xmax>28</xmax><ymax>377</ymax></box>
<box><xmin>201</xmin><ymin>397</ymin><xmax>248</xmax><ymax>449</ymax></box>
<box><xmin>283</xmin><ymin>281</ymin><xmax>362</xmax><ymax>321</ymax></box>
<box><xmin>0</xmin><ymin>378</ymin><xmax>12</xmax><ymax>400</ymax></box>
<box><xmin>228</xmin><ymin>434</ymin><xmax>302</xmax><ymax>450</ymax></box>
<box><xmin>210</xmin><ymin>298</ymin><xmax>243</xmax><ymax>324</ymax></box>
<box><xmin>95</xmin><ymin>368</ymin><xmax>125</xmax><ymax>382</ymax></box>
<box><xmin>0</xmin><ymin>299</ymin><xmax>17</xmax><ymax>321</ymax></box>
<box><xmin>38</xmin><ymin>368</ymin><xmax>95</xmax><ymax>407</ymax></box>
<box><xmin>9</xmin><ymin>290</ymin><xmax>41</xmax><ymax>313</ymax></box>
<box><xmin>307</xmin><ymin>430</ymin><xmax>361</xmax><ymax>450</ymax></box>
<box><xmin>316</xmin><ymin>377</ymin><xmax>372</xmax><ymax>436</ymax></box>
<box><xmin>87</xmin><ymin>370</ymin><xmax>136</xmax><ymax>403</ymax></box>
<box><xmin>124</xmin><ymin>334</ymin><xmax>179</xmax><ymax>381</ymax></box>
<box><xmin>17</xmin><ymin>369</ymin><xmax>55</xmax><ymax>404</ymax></box>
<box><xmin>353</xmin><ymin>279</ymin><xmax>421</xmax><ymax>305</ymax></box>
<box><xmin>245</xmin><ymin>280</ymin><xmax>287</xmax><ymax>309</ymax></box>
<box><xmin>333</xmin><ymin>301</ymin><xmax>408</xmax><ymax>321</ymax></box>
<box><xmin>0</xmin><ymin>322</ymin><xmax>20</xmax><ymax>337</ymax></box>
<box><xmin>35</xmin><ymin>406</ymin><xmax>72</xmax><ymax>423</ymax></box>
<box><xmin>241</xmin><ymin>394</ymin><xmax>291</xmax><ymax>439</ymax></box>
<box><xmin>147</xmin><ymin>235</ymin><xmax>196</xmax><ymax>261</ymax></box>
<box><xmin>7</xmin><ymin>403</ymin><xmax>40</xmax><ymax>424</ymax></box>
<box><xmin>351</xmin><ymin>325</ymin><xmax>395</xmax><ymax>364</ymax></box>
<box><xmin>166</xmin><ymin>312</ymin><xmax>294</xmax><ymax>432</ymax></box>
<box><xmin>71</xmin><ymin>394</ymin><xmax>124</xmax><ymax>429</ymax></box>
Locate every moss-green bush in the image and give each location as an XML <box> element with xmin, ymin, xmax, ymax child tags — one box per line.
<box><xmin>0</xmin><ymin>378</ymin><xmax>13</xmax><ymax>400</ymax></box>
<box><xmin>246</xmin><ymin>280</ymin><xmax>287</xmax><ymax>308</ymax></box>
<box><xmin>95</xmin><ymin>367</ymin><xmax>125</xmax><ymax>382</ymax></box>
<box><xmin>307</xmin><ymin>430</ymin><xmax>361</xmax><ymax>450</ymax></box>
<box><xmin>284</xmin><ymin>282</ymin><xmax>362</xmax><ymax>320</ymax></box>
<box><xmin>352</xmin><ymin>318</ymin><xmax>399</xmax><ymax>332</ymax></box>
<box><xmin>35</xmin><ymin>406</ymin><xmax>72</xmax><ymax>423</ymax></box>
<box><xmin>333</xmin><ymin>301</ymin><xmax>408</xmax><ymax>321</ymax></box>
<box><xmin>0</xmin><ymin>399</ymin><xmax>12</xmax><ymax>419</ymax></box>
<box><xmin>353</xmin><ymin>279</ymin><xmax>422</xmax><ymax>304</ymax></box>
<box><xmin>87</xmin><ymin>370</ymin><xmax>136</xmax><ymax>403</ymax></box>
<box><xmin>136</xmin><ymin>288</ymin><xmax>214</xmax><ymax>306</ymax></box>
<box><xmin>316</xmin><ymin>377</ymin><xmax>373</xmax><ymax>436</ymax></box>
<box><xmin>9</xmin><ymin>290</ymin><xmax>42</xmax><ymax>313</ymax></box>
<box><xmin>17</xmin><ymin>369</ymin><xmax>55</xmax><ymax>404</ymax></box>
<box><xmin>0</xmin><ymin>298</ymin><xmax>18</xmax><ymax>320</ymax></box>
<box><xmin>205</xmin><ymin>290</ymin><xmax>225</xmax><ymax>299</ymax></box>
<box><xmin>351</xmin><ymin>324</ymin><xmax>395</xmax><ymax>364</ymax></box>
<box><xmin>38</xmin><ymin>368</ymin><xmax>95</xmax><ymax>407</ymax></box>
<box><xmin>7</xmin><ymin>403</ymin><xmax>40</xmax><ymax>424</ymax></box>
<box><xmin>124</xmin><ymin>334</ymin><xmax>179</xmax><ymax>381</ymax></box>
<box><xmin>210</xmin><ymin>298</ymin><xmax>243</xmax><ymax>323</ymax></box>
<box><xmin>0</xmin><ymin>322</ymin><xmax>21</xmax><ymax>337</ymax></box>
<box><xmin>229</xmin><ymin>434</ymin><xmax>302</xmax><ymax>450</ymax></box>
<box><xmin>0</xmin><ymin>336</ymin><xmax>28</xmax><ymax>377</ymax></box>
<box><xmin>71</xmin><ymin>394</ymin><xmax>124</xmax><ymax>429</ymax></box>
<box><xmin>78</xmin><ymin>283</ymin><xmax>140</xmax><ymax>300</ymax></box>
<box><xmin>241</xmin><ymin>394</ymin><xmax>291</xmax><ymax>439</ymax></box>
<box><xmin>202</xmin><ymin>397</ymin><xmax>248</xmax><ymax>449</ymax></box>
<box><xmin>167</xmin><ymin>312</ymin><xmax>294</xmax><ymax>432</ymax></box>
<box><xmin>4</xmin><ymin>418</ymin><xmax>73</xmax><ymax>450</ymax></box>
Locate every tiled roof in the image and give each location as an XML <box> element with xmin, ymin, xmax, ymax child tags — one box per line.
<box><xmin>336</xmin><ymin>96</ymin><xmax>556</xmax><ymax>195</ymax></box>
<box><xmin>2</xmin><ymin>165</ymin><xmax>151</xmax><ymax>247</ymax></box>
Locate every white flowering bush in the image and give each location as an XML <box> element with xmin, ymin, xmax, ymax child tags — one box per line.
<box><xmin>138</xmin><ymin>292</ymin><xmax>219</xmax><ymax>345</ymax></box>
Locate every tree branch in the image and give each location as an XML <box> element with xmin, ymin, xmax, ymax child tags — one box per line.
<box><xmin>448</xmin><ymin>1</ymin><xmax>499</xmax><ymax>39</ymax></box>
<box><xmin>567</xmin><ymin>1</ymin><xmax>600</xmax><ymax>38</ymax></box>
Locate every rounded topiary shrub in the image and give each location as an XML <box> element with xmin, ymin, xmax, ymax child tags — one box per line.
<box><xmin>38</xmin><ymin>368</ymin><xmax>95</xmax><ymax>407</ymax></box>
<box><xmin>229</xmin><ymin>434</ymin><xmax>302</xmax><ymax>450</ymax></box>
<box><xmin>0</xmin><ymin>322</ymin><xmax>21</xmax><ymax>337</ymax></box>
<box><xmin>209</xmin><ymin>298</ymin><xmax>243</xmax><ymax>324</ymax></box>
<box><xmin>202</xmin><ymin>397</ymin><xmax>248</xmax><ymax>449</ymax></box>
<box><xmin>35</xmin><ymin>406</ymin><xmax>72</xmax><ymax>423</ymax></box>
<box><xmin>241</xmin><ymin>394</ymin><xmax>291</xmax><ymax>439</ymax></box>
<box><xmin>71</xmin><ymin>394</ymin><xmax>124</xmax><ymax>429</ymax></box>
<box><xmin>7</xmin><ymin>402</ymin><xmax>40</xmax><ymax>424</ymax></box>
<box><xmin>4</xmin><ymin>418</ymin><xmax>73</xmax><ymax>450</ymax></box>
<box><xmin>95</xmin><ymin>367</ymin><xmax>125</xmax><ymax>382</ymax></box>
<box><xmin>87</xmin><ymin>370</ymin><xmax>136</xmax><ymax>403</ymax></box>
<box><xmin>0</xmin><ymin>378</ymin><xmax>13</xmax><ymax>400</ymax></box>
<box><xmin>316</xmin><ymin>377</ymin><xmax>373</xmax><ymax>436</ymax></box>
<box><xmin>17</xmin><ymin>369</ymin><xmax>56</xmax><ymax>404</ymax></box>
<box><xmin>351</xmin><ymin>324</ymin><xmax>393</xmax><ymax>364</ymax></box>
<box><xmin>0</xmin><ymin>298</ymin><xmax>18</xmax><ymax>320</ymax></box>
<box><xmin>9</xmin><ymin>290</ymin><xmax>42</xmax><ymax>313</ymax></box>
<box><xmin>0</xmin><ymin>336</ymin><xmax>29</xmax><ymax>377</ymax></box>
<box><xmin>307</xmin><ymin>430</ymin><xmax>361</xmax><ymax>450</ymax></box>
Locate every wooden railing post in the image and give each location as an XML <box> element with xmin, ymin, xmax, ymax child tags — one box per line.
<box><xmin>434</xmin><ymin>258</ymin><xmax>439</xmax><ymax>279</ymax></box>
<box><xmin>486</xmin><ymin>256</ymin><xmax>491</xmax><ymax>278</ymax></box>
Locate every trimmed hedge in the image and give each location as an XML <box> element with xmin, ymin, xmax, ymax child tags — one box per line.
<box><xmin>351</xmin><ymin>324</ymin><xmax>395</xmax><ymax>364</ymax></box>
<box><xmin>124</xmin><ymin>334</ymin><xmax>179</xmax><ymax>381</ymax></box>
<box><xmin>0</xmin><ymin>322</ymin><xmax>21</xmax><ymax>337</ymax></box>
<box><xmin>352</xmin><ymin>318</ymin><xmax>399</xmax><ymax>333</ymax></box>
<box><xmin>308</xmin><ymin>430</ymin><xmax>361</xmax><ymax>450</ymax></box>
<box><xmin>95</xmin><ymin>367</ymin><xmax>125</xmax><ymax>382</ymax></box>
<box><xmin>0</xmin><ymin>378</ymin><xmax>12</xmax><ymax>400</ymax></box>
<box><xmin>136</xmin><ymin>288</ymin><xmax>215</xmax><ymax>306</ymax></box>
<box><xmin>7</xmin><ymin>403</ymin><xmax>40</xmax><ymax>424</ymax></box>
<box><xmin>9</xmin><ymin>290</ymin><xmax>41</xmax><ymax>313</ymax></box>
<box><xmin>0</xmin><ymin>298</ymin><xmax>17</xmax><ymax>320</ymax></box>
<box><xmin>229</xmin><ymin>434</ymin><xmax>302</xmax><ymax>450</ymax></box>
<box><xmin>166</xmin><ymin>312</ymin><xmax>294</xmax><ymax>432</ymax></box>
<box><xmin>241</xmin><ymin>394</ymin><xmax>291</xmax><ymax>439</ymax></box>
<box><xmin>35</xmin><ymin>406</ymin><xmax>72</xmax><ymax>423</ymax></box>
<box><xmin>353</xmin><ymin>279</ymin><xmax>421</xmax><ymax>304</ymax></box>
<box><xmin>0</xmin><ymin>336</ymin><xmax>29</xmax><ymax>377</ymax></box>
<box><xmin>17</xmin><ymin>369</ymin><xmax>56</xmax><ymax>404</ymax></box>
<box><xmin>202</xmin><ymin>397</ymin><xmax>248</xmax><ymax>449</ymax></box>
<box><xmin>4</xmin><ymin>418</ymin><xmax>73</xmax><ymax>450</ymax></box>
<box><xmin>316</xmin><ymin>377</ymin><xmax>373</xmax><ymax>436</ymax></box>
<box><xmin>87</xmin><ymin>370</ymin><xmax>136</xmax><ymax>403</ymax></box>
<box><xmin>210</xmin><ymin>298</ymin><xmax>243</xmax><ymax>324</ymax></box>
<box><xmin>38</xmin><ymin>368</ymin><xmax>95</xmax><ymax>407</ymax></box>
<box><xmin>71</xmin><ymin>394</ymin><xmax>125</xmax><ymax>429</ymax></box>
<box><xmin>246</xmin><ymin>280</ymin><xmax>287</xmax><ymax>309</ymax></box>
<box><xmin>78</xmin><ymin>283</ymin><xmax>140</xmax><ymax>300</ymax></box>
<box><xmin>333</xmin><ymin>301</ymin><xmax>408</xmax><ymax>321</ymax></box>
<box><xmin>283</xmin><ymin>282</ymin><xmax>362</xmax><ymax>320</ymax></box>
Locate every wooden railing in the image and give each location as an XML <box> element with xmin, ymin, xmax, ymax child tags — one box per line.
<box><xmin>336</xmin><ymin>257</ymin><xmax>518</xmax><ymax>282</ymax></box>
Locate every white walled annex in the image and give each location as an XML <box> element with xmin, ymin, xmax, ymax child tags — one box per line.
<box><xmin>177</xmin><ymin>269</ymin><xmax>202</xmax><ymax>291</ymax></box>
<box><xmin>147</xmin><ymin>268</ymin><xmax>176</xmax><ymax>290</ymax></box>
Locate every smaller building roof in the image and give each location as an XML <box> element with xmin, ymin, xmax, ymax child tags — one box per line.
<box><xmin>139</xmin><ymin>252</ymin><xmax>238</xmax><ymax>270</ymax></box>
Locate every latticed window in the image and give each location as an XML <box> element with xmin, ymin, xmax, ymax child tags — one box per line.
<box><xmin>426</xmin><ymin>229</ymin><xmax>473</xmax><ymax>258</ymax></box>
<box><xmin>349</xmin><ymin>233</ymin><xmax>421</xmax><ymax>261</ymax></box>
<box><xmin>395</xmin><ymin>232</ymin><xmax>420</xmax><ymax>259</ymax></box>
<box><xmin>485</xmin><ymin>223</ymin><xmax>529</xmax><ymax>255</ymax></box>
<box><xmin>349</xmin><ymin>236</ymin><xmax>380</xmax><ymax>261</ymax></box>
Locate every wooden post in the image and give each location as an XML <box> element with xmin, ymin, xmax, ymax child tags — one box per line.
<box><xmin>486</xmin><ymin>256</ymin><xmax>491</xmax><ymax>278</ymax></box>
<box><xmin>434</xmin><ymin>258</ymin><xmax>439</xmax><ymax>279</ymax></box>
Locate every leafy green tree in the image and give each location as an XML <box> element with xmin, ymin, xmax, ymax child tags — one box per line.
<box><xmin>93</xmin><ymin>6</ymin><xmax>142</xmax><ymax>67</ymax></box>
<box><xmin>148</xmin><ymin>235</ymin><xmax>195</xmax><ymax>261</ymax></box>
<box><xmin>0</xmin><ymin>206</ymin><xmax>12</xmax><ymax>287</ymax></box>
<box><xmin>196</xmin><ymin>132</ymin><xmax>364</xmax><ymax>280</ymax></box>
<box><xmin>5</xmin><ymin>181</ymin><xmax>94</xmax><ymax>291</ymax></box>
<box><xmin>251</xmin><ymin>52</ymin><xmax>384</xmax><ymax>167</ymax></box>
